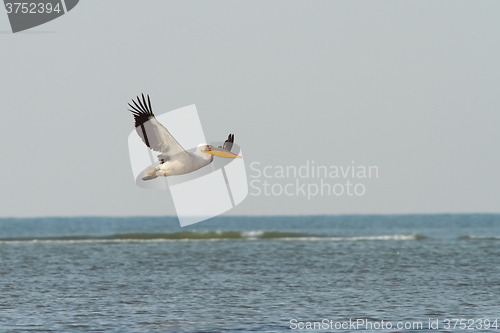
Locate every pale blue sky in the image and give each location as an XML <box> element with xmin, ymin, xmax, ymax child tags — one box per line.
<box><xmin>1</xmin><ymin>1</ymin><xmax>499</xmax><ymax>217</ymax></box>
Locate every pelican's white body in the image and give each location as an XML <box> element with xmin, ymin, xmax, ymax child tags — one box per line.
<box><xmin>144</xmin><ymin>145</ymin><xmax>213</xmax><ymax>179</ymax></box>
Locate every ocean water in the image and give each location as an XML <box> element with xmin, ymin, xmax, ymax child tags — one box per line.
<box><xmin>0</xmin><ymin>214</ymin><xmax>500</xmax><ymax>332</ymax></box>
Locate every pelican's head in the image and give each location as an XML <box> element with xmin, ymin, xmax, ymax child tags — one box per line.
<box><xmin>198</xmin><ymin>143</ymin><xmax>241</xmax><ymax>158</ymax></box>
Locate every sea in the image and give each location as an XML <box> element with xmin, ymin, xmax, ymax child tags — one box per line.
<box><xmin>0</xmin><ymin>214</ymin><xmax>499</xmax><ymax>333</ymax></box>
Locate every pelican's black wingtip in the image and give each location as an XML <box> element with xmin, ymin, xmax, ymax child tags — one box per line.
<box><xmin>128</xmin><ymin>94</ymin><xmax>155</xmax><ymax>128</ymax></box>
<box><xmin>223</xmin><ymin>133</ymin><xmax>235</xmax><ymax>152</ymax></box>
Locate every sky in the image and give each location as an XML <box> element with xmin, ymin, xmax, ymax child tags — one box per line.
<box><xmin>0</xmin><ymin>1</ymin><xmax>499</xmax><ymax>217</ymax></box>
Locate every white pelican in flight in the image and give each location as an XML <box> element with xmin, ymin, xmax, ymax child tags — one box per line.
<box><xmin>128</xmin><ymin>94</ymin><xmax>241</xmax><ymax>180</ymax></box>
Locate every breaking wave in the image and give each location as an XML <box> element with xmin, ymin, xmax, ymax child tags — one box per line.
<box><xmin>459</xmin><ymin>235</ymin><xmax>500</xmax><ymax>241</ymax></box>
<box><xmin>0</xmin><ymin>231</ymin><xmax>425</xmax><ymax>244</ymax></box>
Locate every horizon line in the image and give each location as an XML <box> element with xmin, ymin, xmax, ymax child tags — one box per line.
<box><xmin>1</xmin><ymin>212</ymin><xmax>500</xmax><ymax>219</ymax></box>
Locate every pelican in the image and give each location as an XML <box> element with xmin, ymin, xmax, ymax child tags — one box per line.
<box><xmin>128</xmin><ymin>94</ymin><xmax>241</xmax><ymax>180</ymax></box>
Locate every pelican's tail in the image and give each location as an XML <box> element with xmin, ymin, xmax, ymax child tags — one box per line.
<box><xmin>141</xmin><ymin>166</ymin><xmax>159</xmax><ymax>181</ymax></box>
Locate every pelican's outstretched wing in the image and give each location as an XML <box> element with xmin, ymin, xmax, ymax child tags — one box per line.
<box><xmin>128</xmin><ymin>94</ymin><xmax>187</xmax><ymax>161</ymax></box>
<box><xmin>222</xmin><ymin>134</ymin><xmax>234</xmax><ymax>152</ymax></box>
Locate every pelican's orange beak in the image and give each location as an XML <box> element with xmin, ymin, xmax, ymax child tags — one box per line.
<box><xmin>204</xmin><ymin>145</ymin><xmax>241</xmax><ymax>158</ymax></box>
